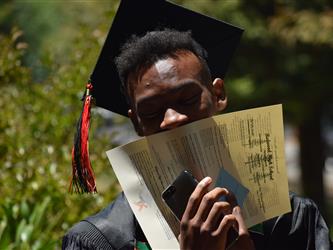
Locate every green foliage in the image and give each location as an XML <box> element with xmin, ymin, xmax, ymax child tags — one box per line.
<box><xmin>0</xmin><ymin>197</ymin><xmax>56</xmax><ymax>250</ymax></box>
<box><xmin>0</xmin><ymin>3</ymin><xmax>122</xmax><ymax>248</ymax></box>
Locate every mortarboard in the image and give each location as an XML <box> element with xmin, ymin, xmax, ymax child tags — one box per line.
<box><xmin>71</xmin><ymin>0</ymin><xmax>244</xmax><ymax>193</ymax></box>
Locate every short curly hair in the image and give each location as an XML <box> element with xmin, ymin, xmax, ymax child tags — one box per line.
<box><xmin>115</xmin><ymin>29</ymin><xmax>211</xmax><ymax>102</ymax></box>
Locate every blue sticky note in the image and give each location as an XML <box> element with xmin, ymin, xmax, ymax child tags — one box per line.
<box><xmin>215</xmin><ymin>168</ymin><xmax>249</xmax><ymax>208</ymax></box>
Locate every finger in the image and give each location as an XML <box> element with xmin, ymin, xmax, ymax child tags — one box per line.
<box><xmin>232</xmin><ymin>206</ymin><xmax>248</xmax><ymax>235</ymax></box>
<box><xmin>201</xmin><ymin>200</ymin><xmax>231</xmax><ymax>231</ymax></box>
<box><xmin>229</xmin><ymin>208</ymin><xmax>255</xmax><ymax>250</ymax></box>
<box><xmin>225</xmin><ymin>190</ymin><xmax>238</xmax><ymax>208</ymax></box>
<box><xmin>214</xmin><ymin>214</ymin><xmax>237</xmax><ymax>237</ymax></box>
<box><xmin>194</xmin><ymin>187</ymin><xmax>229</xmax><ymax>222</ymax></box>
<box><xmin>182</xmin><ymin>177</ymin><xmax>212</xmax><ymax>221</ymax></box>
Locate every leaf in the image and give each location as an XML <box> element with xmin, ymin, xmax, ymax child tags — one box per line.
<box><xmin>0</xmin><ymin>219</ymin><xmax>12</xmax><ymax>250</ymax></box>
<box><xmin>28</xmin><ymin>197</ymin><xmax>50</xmax><ymax>228</ymax></box>
<box><xmin>20</xmin><ymin>201</ymin><xmax>30</xmax><ymax>219</ymax></box>
<box><xmin>14</xmin><ymin>218</ymin><xmax>26</xmax><ymax>243</ymax></box>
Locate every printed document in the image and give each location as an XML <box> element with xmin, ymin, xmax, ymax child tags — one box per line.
<box><xmin>106</xmin><ymin>104</ymin><xmax>291</xmax><ymax>249</ymax></box>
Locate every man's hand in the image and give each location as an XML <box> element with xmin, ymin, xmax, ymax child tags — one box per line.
<box><xmin>178</xmin><ymin>177</ymin><xmax>255</xmax><ymax>250</ymax></box>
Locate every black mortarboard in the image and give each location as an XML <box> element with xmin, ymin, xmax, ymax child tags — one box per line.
<box><xmin>71</xmin><ymin>0</ymin><xmax>244</xmax><ymax>193</ymax></box>
<box><xmin>91</xmin><ymin>0</ymin><xmax>243</xmax><ymax>116</ymax></box>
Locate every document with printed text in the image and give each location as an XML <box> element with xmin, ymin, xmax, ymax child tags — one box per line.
<box><xmin>106</xmin><ymin>104</ymin><xmax>291</xmax><ymax>250</ymax></box>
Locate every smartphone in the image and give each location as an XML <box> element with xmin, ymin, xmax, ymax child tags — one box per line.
<box><xmin>162</xmin><ymin>170</ymin><xmax>239</xmax><ymax>247</ymax></box>
<box><xmin>162</xmin><ymin>170</ymin><xmax>198</xmax><ymax>221</ymax></box>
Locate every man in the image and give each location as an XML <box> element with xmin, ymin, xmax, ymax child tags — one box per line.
<box><xmin>63</xmin><ymin>1</ymin><xmax>332</xmax><ymax>249</ymax></box>
<box><xmin>65</xmin><ymin>26</ymin><xmax>256</xmax><ymax>249</ymax></box>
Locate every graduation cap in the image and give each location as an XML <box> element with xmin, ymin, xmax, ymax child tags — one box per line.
<box><xmin>70</xmin><ymin>0</ymin><xmax>244</xmax><ymax>193</ymax></box>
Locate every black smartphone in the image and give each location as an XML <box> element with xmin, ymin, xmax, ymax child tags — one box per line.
<box><xmin>162</xmin><ymin>170</ymin><xmax>198</xmax><ymax>221</ymax></box>
<box><xmin>162</xmin><ymin>170</ymin><xmax>239</xmax><ymax>246</ymax></box>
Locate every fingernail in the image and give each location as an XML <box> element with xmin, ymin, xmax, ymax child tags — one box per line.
<box><xmin>233</xmin><ymin>206</ymin><xmax>240</xmax><ymax>214</ymax></box>
<box><xmin>200</xmin><ymin>176</ymin><xmax>212</xmax><ymax>186</ymax></box>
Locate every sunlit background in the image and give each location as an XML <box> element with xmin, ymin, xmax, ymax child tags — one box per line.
<box><xmin>0</xmin><ymin>0</ymin><xmax>332</xmax><ymax>248</ymax></box>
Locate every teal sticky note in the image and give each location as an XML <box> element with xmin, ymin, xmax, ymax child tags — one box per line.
<box><xmin>215</xmin><ymin>168</ymin><xmax>249</xmax><ymax>208</ymax></box>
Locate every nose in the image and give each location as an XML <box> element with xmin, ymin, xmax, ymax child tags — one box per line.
<box><xmin>160</xmin><ymin>108</ymin><xmax>189</xmax><ymax>130</ymax></box>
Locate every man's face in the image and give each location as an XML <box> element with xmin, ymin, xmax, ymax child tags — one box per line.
<box><xmin>127</xmin><ymin>51</ymin><xmax>227</xmax><ymax>136</ymax></box>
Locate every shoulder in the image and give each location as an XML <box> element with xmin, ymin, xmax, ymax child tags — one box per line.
<box><xmin>62</xmin><ymin>192</ymin><xmax>137</xmax><ymax>250</ymax></box>
<box><xmin>289</xmin><ymin>192</ymin><xmax>319</xmax><ymax>211</ymax></box>
<box><xmin>264</xmin><ymin>192</ymin><xmax>332</xmax><ymax>249</ymax></box>
<box><xmin>288</xmin><ymin>192</ymin><xmax>329</xmax><ymax>227</ymax></box>
<box><xmin>62</xmin><ymin>219</ymin><xmax>112</xmax><ymax>250</ymax></box>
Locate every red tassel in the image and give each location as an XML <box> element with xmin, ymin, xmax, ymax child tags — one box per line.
<box><xmin>70</xmin><ymin>83</ymin><xmax>97</xmax><ymax>193</ymax></box>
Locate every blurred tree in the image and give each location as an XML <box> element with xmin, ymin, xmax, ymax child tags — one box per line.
<box><xmin>177</xmin><ymin>0</ymin><xmax>333</xmax><ymax>220</ymax></box>
<box><xmin>0</xmin><ymin>1</ymin><xmax>124</xmax><ymax>248</ymax></box>
<box><xmin>0</xmin><ymin>1</ymin><xmax>116</xmax><ymax>81</ymax></box>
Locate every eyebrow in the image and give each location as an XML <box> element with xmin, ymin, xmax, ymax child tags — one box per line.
<box><xmin>136</xmin><ymin>79</ymin><xmax>202</xmax><ymax>107</ymax></box>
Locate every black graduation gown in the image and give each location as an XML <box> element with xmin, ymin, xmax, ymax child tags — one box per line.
<box><xmin>62</xmin><ymin>192</ymin><xmax>332</xmax><ymax>250</ymax></box>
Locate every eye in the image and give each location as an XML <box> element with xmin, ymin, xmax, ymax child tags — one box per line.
<box><xmin>183</xmin><ymin>94</ymin><xmax>201</xmax><ymax>105</ymax></box>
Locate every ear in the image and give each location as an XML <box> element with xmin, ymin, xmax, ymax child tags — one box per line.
<box><xmin>212</xmin><ymin>78</ymin><xmax>227</xmax><ymax>112</ymax></box>
<box><xmin>128</xmin><ymin>109</ymin><xmax>143</xmax><ymax>136</ymax></box>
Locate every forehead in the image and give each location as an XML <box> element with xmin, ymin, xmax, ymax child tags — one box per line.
<box><xmin>129</xmin><ymin>51</ymin><xmax>203</xmax><ymax>96</ymax></box>
<box><xmin>152</xmin><ymin>51</ymin><xmax>203</xmax><ymax>80</ymax></box>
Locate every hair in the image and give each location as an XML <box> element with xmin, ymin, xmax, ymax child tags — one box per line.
<box><xmin>115</xmin><ymin>29</ymin><xmax>211</xmax><ymax>102</ymax></box>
